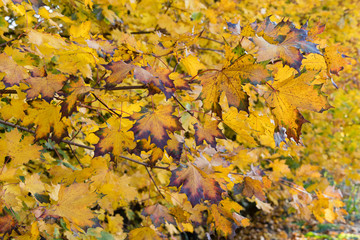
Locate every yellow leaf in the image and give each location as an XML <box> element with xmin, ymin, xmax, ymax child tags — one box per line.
<box><xmin>260</xmin><ymin>71</ymin><xmax>331</xmax><ymax>141</ymax></box>
<box><xmin>180</xmin><ymin>55</ymin><xmax>205</xmax><ymax>76</ymax></box>
<box><xmin>128</xmin><ymin>227</ymin><xmax>161</xmax><ymax>240</ymax></box>
<box><xmin>269</xmin><ymin>159</ymin><xmax>291</xmax><ymax>181</ymax></box>
<box><xmin>70</xmin><ymin>21</ymin><xmax>92</xmax><ymax>40</ymax></box>
<box><xmin>223</xmin><ymin>107</ymin><xmax>257</xmax><ymax>146</ymax></box>
<box><xmin>48</xmin><ymin>183</ymin><xmax>98</xmax><ymax>227</ymax></box>
<box><xmin>211</xmin><ymin>204</ymin><xmax>232</xmax><ymax>237</ymax></box>
<box><xmin>0</xmin><ymin>129</ymin><xmax>42</xmax><ymax>167</ymax></box>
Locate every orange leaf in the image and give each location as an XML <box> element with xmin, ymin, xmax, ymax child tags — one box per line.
<box><xmin>130</xmin><ymin>105</ymin><xmax>182</xmax><ymax>149</ymax></box>
<box><xmin>194</xmin><ymin>118</ymin><xmax>224</xmax><ymax>148</ymax></box>
<box><xmin>142</xmin><ymin>203</ymin><xmax>176</xmax><ymax>227</ymax></box>
<box><xmin>0</xmin><ymin>214</ymin><xmax>16</xmax><ymax>234</ymax></box>
<box><xmin>94</xmin><ymin>117</ymin><xmax>136</xmax><ymax>157</ymax></box>
<box><xmin>104</xmin><ymin>61</ymin><xmax>134</xmax><ymax>88</ymax></box>
<box><xmin>168</xmin><ymin>163</ymin><xmax>224</xmax><ymax>207</ymax></box>
<box><xmin>25</xmin><ymin>73</ymin><xmax>66</xmax><ymax>102</ymax></box>
<box><xmin>0</xmin><ymin>53</ymin><xmax>29</xmax><ymax>87</ymax></box>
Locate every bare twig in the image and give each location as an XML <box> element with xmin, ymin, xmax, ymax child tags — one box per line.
<box><xmin>144</xmin><ymin>166</ymin><xmax>165</xmax><ymax>199</ymax></box>
<box><xmin>95</xmin><ymin>85</ymin><xmax>147</xmax><ymax>91</ymax></box>
<box><xmin>199</xmin><ymin>36</ymin><xmax>225</xmax><ymax>45</ymax></box>
<box><xmin>119</xmin><ymin>155</ymin><xmax>169</xmax><ymax>170</ymax></box>
<box><xmin>130</xmin><ymin>30</ymin><xmax>154</xmax><ymax>35</ymax></box>
<box><xmin>91</xmin><ymin>93</ymin><xmax>122</xmax><ymax>118</ymax></box>
<box><xmin>67</xmin><ymin>143</ymin><xmax>84</xmax><ymax>169</ymax></box>
<box><xmin>0</xmin><ymin>90</ymin><xmax>17</xmax><ymax>94</ymax></box>
<box><xmin>196</xmin><ymin>47</ymin><xmax>224</xmax><ymax>53</ymax></box>
<box><xmin>172</xmin><ymin>95</ymin><xmax>194</xmax><ymax>117</ymax></box>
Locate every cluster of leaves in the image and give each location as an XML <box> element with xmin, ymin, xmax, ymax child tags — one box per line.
<box><xmin>0</xmin><ymin>0</ymin><xmax>354</xmax><ymax>239</ymax></box>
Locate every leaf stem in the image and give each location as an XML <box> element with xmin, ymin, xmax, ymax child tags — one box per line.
<box><xmin>266</xmin><ymin>82</ymin><xmax>276</xmax><ymax>91</ymax></box>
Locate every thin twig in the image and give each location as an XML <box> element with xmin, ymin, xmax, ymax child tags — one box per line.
<box><xmin>130</xmin><ymin>30</ymin><xmax>154</xmax><ymax>35</ymax></box>
<box><xmin>196</xmin><ymin>47</ymin><xmax>224</xmax><ymax>53</ymax></box>
<box><xmin>118</xmin><ymin>155</ymin><xmax>169</xmax><ymax>170</ymax></box>
<box><xmin>172</xmin><ymin>95</ymin><xmax>194</xmax><ymax>117</ymax></box>
<box><xmin>67</xmin><ymin>143</ymin><xmax>84</xmax><ymax>169</ymax></box>
<box><xmin>0</xmin><ymin>90</ymin><xmax>17</xmax><ymax>94</ymax></box>
<box><xmin>144</xmin><ymin>166</ymin><xmax>165</xmax><ymax>199</ymax></box>
<box><xmin>70</xmin><ymin>126</ymin><xmax>83</xmax><ymax>141</ymax></box>
<box><xmin>0</xmin><ymin>118</ymin><xmax>170</xmax><ymax>170</ymax></box>
<box><xmin>199</xmin><ymin>36</ymin><xmax>225</xmax><ymax>45</ymax></box>
<box><xmin>94</xmin><ymin>85</ymin><xmax>148</xmax><ymax>91</ymax></box>
<box><xmin>91</xmin><ymin>93</ymin><xmax>122</xmax><ymax>118</ymax></box>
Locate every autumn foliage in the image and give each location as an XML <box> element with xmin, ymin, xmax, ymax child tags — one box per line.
<box><xmin>0</xmin><ymin>0</ymin><xmax>356</xmax><ymax>239</ymax></box>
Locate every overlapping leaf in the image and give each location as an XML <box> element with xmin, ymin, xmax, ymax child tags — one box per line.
<box><xmin>25</xmin><ymin>72</ymin><xmax>66</xmax><ymax>102</ymax></box>
<box><xmin>142</xmin><ymin>203</ymin><xmax>176</xmax><ymax>227</ymax></box>
<box><xmin>130</xmin><ymin>105</ymin><xmax>182</xmax><ymax>149</ymax></box>
<box><xmin>260</xmin><ymin>71</ymin><xmax>331</xmax><ymax>141</ymax></box>
<box><xmin>94</xmin><ymin>117</ymin><xmax>136</xmax><ymax>157</ymax></box>
<box><xmin>194</xmin><ymin>117</ymin><xmax>224</xmax><ymax>148</ymax></box>
<box><xmin>200</xmin><ymin>54</ymin><xmax>269</xmax><ymax>112</ymax></box>
<box><xmin>168</xmin><ymin>163</ymin><xmax>224</xmax><ymax>207</ymax></box>
<box><xmin>0</xmin><ymin>53</ymin><xmax>29</xmax><ymax>87</ymax></box>
<box><xmin>252</xmin><ymin>19</ymin><xmax>320</xmax><ymax>71</ymax></box>
<box><xmin>47</xmin><ymin>183</ymin><xmax>97</xmax><ymax>227</ymax></box>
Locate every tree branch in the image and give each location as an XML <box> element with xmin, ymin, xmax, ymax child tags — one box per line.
<box><xmin>0</xmin><ymin>118</ymin><xmax>170</xmax><ymax>170</ymax></box>
<box><xmin>94</xmin><ymin>85</ymin><xmax>148</xmax><ymax>91</ymax></box>
<box><xmin>0</xmin><ymin>90</ymin><xmax>17</xmax><ymax>94</ymax></box>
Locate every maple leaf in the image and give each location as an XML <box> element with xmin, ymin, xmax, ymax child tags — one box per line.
<box><xmin>301</xmin><ymin>21</ymin><xmax>325</xmax><ymax>41</ymax></box>
<box><xmin>48</xmin><ymin>183</ymin><xmax>97</xmax><ymax>227</ymax></box>
<box><xmin>94</xmin><ymin>117</ymin><xmax>136</xmax><ymax>157</ymax></box>
<box><xmin>269</xmin><ymin>159</ymin><xmax>291</xmax><ymax>181</ymax></box>
<box><xmin>222</xmin><ymin>107</ymin><xmax>257</xmax><ymax>146</ymax></box>
<box><xmin>253</xmin><ymin>28</ymin><xmax>320</xmax><ymax>71</ymax></box>
<box><xmin>60</xmin><ymin>77</ymin><xmax>92</xmax><ymax>117</ymax></box>
<box><xmin>210</xmin><ymin>204</ymin><xmax>233</xmax><ymax>237</ymax></box>
<box><xmin>104</xmin><ymin>61</ymin><xmax>134</xmax><ymax>88</ymax></box>
<box><xmin>210</xmin><ymin>200</ymin><xmax>250</xmax><ymax>236</ymax></box>
<box><xmin>165</xmin><ymin>133</ymin><xmax>184</xmax><ymax>161</ymax></box>
<box><xmin>324</xmin><ymin>45</ymin><xmax>349</xmax><ymax>76</ymax></box>
<box><xmin>201</xmin><ymin>55</ymin><xmax>269</xmax><ymax>111</ymax></box>
<box><xmin>142</xmin><ymin>203</ymin><xmax>176</xmax><ymax>227</ymax></box>
<box><xmin>0</xmin><ymin>129</ymin><xmax>42</xmax><ymax>167</ymax></box>
<box><xmin>130</xmin><ymin>105</ymin><xmax>182</xmax><ymax>149</ymax></box>
<box><xmin>88</xmin><ymin>158</ymin><xmax>137</xmax><ymax>213</ymax></box>
<box><xmin>260</xmin><ymin>71</ymin><xmax>331</xmax><ymax>141</ymax></box>
<box><xmin>22</xmin><ymin>101</ymin><xmax>68</xmax><ymax>142</ymax></box>
<box><xmin>128</xmin><ymin>227</ymin><xmax>161</xmax><ymax>240</ymax></box>
<box><xmin>0</xmin><ymin>214</ymin><xmax>16</xmax><ymax>235</ymax></box>
<box><xmin>233</xmin><ymin>166</ymin><xmax>271</xmax><ymax>201</ymax></box>
<box><xmin>133</xmin><ymin>66</ymin><xmax>175</xmax><ymax>99</ymax></box>
<box><xmin>25</xmin><ymin>73</ymin><xmax>66</xmax><ymax>102</ymax></box>
<box><xmin>86</xmin><ymin>39</ymin><xmax>116</xmax><ymax>55</ymax></box>
<box><xmin>168</xmin><ymin>163</ymin><xmax>224</xmax><ymax>207</ymax></box>
<box><xmin>180</xmin><ymin>55</ymin><xmax>205</xmax><ymax>76</ymax></box>
<box><xmin>0</xmin><ymin>53</ymin><xmax>29</xmax><ymax>87</ymax></box>
<box><xmin>193</xmin><ymin>118</ymin><xmax>224</xmax><ymax>148</ymax></box>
